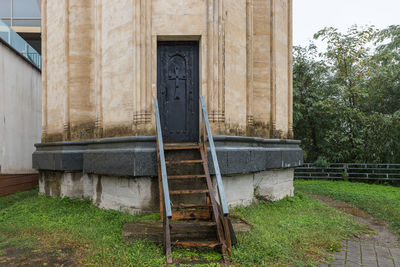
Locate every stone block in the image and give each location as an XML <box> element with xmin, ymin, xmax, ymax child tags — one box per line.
<box><xmin>39</xmin><ymin>167</ymin><xmax>295</xmax><ymax>214</ymax></box>
<box><xmin>254</xmin><ymin>169</ymin><xmax>294</xmax><ymax>201</ymax></box>
<box><xmin>220</xmin><ymin>174</ymin><xmax>255</xmax><ymax>207</ymax></box>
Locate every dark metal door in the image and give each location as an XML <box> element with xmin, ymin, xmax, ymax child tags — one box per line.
<box><xmin>157</xmin><ymin>41</ymin><xmax>199</xmax><ymax>142</ymax></box>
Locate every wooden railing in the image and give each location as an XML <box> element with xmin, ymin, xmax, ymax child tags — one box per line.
<box><xmin>199</xmin><ymin>96</ymin><xmax>229</xmax><ymax>215</ymax></box>
<box><xmin>154</xmin><ymin>98</ymin><xmax>172</xmax><ymax>263</ymax></box>
<box><xmin>199</xmin><ymin>96</ymin><xmax>232</xmax><ymax>254</ymax></box>
<box><xmin>295</xmin><ymin>163</ymin><xmax>400</xmax><ymax>181</ymax></box>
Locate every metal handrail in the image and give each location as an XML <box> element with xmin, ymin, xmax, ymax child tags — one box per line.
<box><xmin>200</xmin><ymin>96</ymin><xmax>229</xmax><ymax>216</ymax></box>
<box><xmin>0</xmin><ymin>19</ymin><xmax>41</xmax><ymax>69</ymax></box>
<box><xmin>154</xmin><ymin>98</ymin><xmax>172</xmax><ymax>218</ymax></box>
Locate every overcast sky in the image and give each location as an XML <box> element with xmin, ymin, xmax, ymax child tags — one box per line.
<box><xmin>293</xmin><ymin>0</ymin><xmax>400</xmax><ymax>46</ymax></box>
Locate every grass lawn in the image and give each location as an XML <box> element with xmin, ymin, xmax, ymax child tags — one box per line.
<box><xmin>295</xmin><ymin>180</ymin><xmax>400</xmax><ymax>239</ymax></box>
<box><xmin>0</xmin><ymin>189</ymin><xmax>368</xmax><ymax>266</ymax></box>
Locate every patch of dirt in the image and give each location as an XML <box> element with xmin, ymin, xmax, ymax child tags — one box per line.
<box><xmin>0</xmin><ymin>244</ymin><xmax>75</xmax><ymax>267</ymax></box>
<box><xmin>308</xmin><ymin>194</ymin><xmax>399</xmax><ymax>249</ymax></box>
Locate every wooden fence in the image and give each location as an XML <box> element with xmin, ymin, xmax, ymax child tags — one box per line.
<box><xmin>0</xmin><ymin>174</ymin><xmax>39</xmax><ymax>196</ymax></box>
<box><xmin>295</xmin><ymin>163</ymin><xmax>400</xmax><ymax>181</ymax></box>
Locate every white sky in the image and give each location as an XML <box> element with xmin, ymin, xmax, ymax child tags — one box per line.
<box><xmin>293</xmin><ymin>0</ymin><xmax>400</xmax><ymax>46</ymax></box>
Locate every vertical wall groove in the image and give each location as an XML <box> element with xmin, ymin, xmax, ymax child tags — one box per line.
<box><xmin>133</xmin><ymin>0</ymin><xmax>151</xmax><ymax>126</ymax></box>
<box><xmin>270</xmin><ymin>0</ymin><xmax>276</xmax><ymax>137</ymax></box>
<box><xmin>134</xmin><ymin>0</ymin><xmax>140</xmax><ymax>125</ymax></box>
<box><xmin>140</xmin><ymin>0</ymin><xmax>145</xmax><ymax>122</ymax></box>
<box><xmin>246</xmin><ymin>0</ymin><xmax>254</xmax><ymax>129</ymax></box>
<box><xmin>287</xmin><ymin>0</ymin><xmax>293</xmax><ymax>137</ymax></box>
<box><xmin>41</xmin><ymin>0</ymin><xmax>47</xmax><ymax>140</ymax></box>
<box><xmin>95</xmin><ymin>0</ymin><xmax>103</xmax><ymax>138</ymax></box>
<box><xmin>208</xmin><ymin>0</ymin><xmax>225</xmax><ymax>123</ymax></box>
<box><xmin>131</xmin><ymin>0</ymin><xmax>137</xmax><ymax>130</ymax></box>
<box><xmin>63</xmin><ymin>0</ymin><xmax>70</xmax><ymax>140</ymax></box>
<box><xmin>207</xmin><ymin>0</ymin><xmax>213</xmax><ymax>112</ymax></box>
<box><xmin>218</xmin><ymin>0</ymin><xmax>225</xmax><ymax>123</ymax></box>
<box><xmin>146</xmin><ymin>0</ymin><xmax>152</xmax><ymax>122</ymax></box>
<box><xmin>211</xmin><ymin>0</ymin><xmax>219</xmax><ymax>122</ymax></box>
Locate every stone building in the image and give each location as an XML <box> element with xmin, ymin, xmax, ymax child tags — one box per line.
<box><xmin>33</xmin><ymin>0</ymin><xmax>302</xmax><ymax>214</ymax></box>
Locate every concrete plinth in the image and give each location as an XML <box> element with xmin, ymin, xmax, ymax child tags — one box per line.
<box><xmin>34</xmin><ymin>136</ymin><xmax>301</xmax><ymax>214</ymax></box>
<box><xmin>39</xmin><ymin>168</ymin><xmax>295</xmax><ymax>215</ymax></box>
<box><xmin>39</xmin><ymin>172</ymin><xmax>159</xmax><ymax>214</ymax></box>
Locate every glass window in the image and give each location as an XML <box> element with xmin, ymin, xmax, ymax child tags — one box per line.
<box><xmin>13</xmin><ymin>0</ymin><xmax>40</xmax><ymax>18</ymax></box>
<box><xmin>0</xmin><ymin>0</ymin><xmax>12</xmax><ymax>18</ymax></box>
<box><xmin>13</xmin><ymin>18</ymin><xmax>40</xmax><ymax>26</ymax></box>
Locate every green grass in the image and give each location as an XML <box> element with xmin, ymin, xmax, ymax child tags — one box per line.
<box><xmin>0</xmin><ymin>189</ymin><xmax>38</xmax><ymax>210</ymax></box>
<box><xmin>295</xmin><ymin>180</ymin><xmax>400</xmax><ymax>238</ymax></box>
<box><xmin>0</xmin><ymin>190</ymin><xmax>165</xmax><ymax>266</ymax></box>
<box><xmin>0</xmin><ymin>190</ymin><xmax>368</xmax><ymax>266</ymax></box>
<box><xmin>230</xmin><ymin>194</ymin><xmax>367</xmax><ymax>266</ymax></box>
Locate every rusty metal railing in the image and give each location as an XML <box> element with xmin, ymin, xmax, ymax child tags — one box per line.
<box><xmin>154</xmin><ymin>98</ymin><xmax>172</xmax><ymax>218</ymax></box>
<box><xmin>199</xmin><ymin>96</ymin><xmax>229</xmax><ymax>216</ymax></box>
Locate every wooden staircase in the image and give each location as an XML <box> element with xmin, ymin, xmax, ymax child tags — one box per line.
<box><xmin>155</xmin><ymin>97</ymin><xmax>234</xmax><ymax>264</ymax></box>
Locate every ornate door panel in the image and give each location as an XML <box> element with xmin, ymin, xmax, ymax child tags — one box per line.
<box><xmin>157</xmin><ymin>41</ymin><xmax>199</xmax><ymax>142</ymax></box>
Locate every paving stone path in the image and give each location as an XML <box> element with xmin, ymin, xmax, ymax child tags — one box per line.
<box><xmin>308</xmin><ymin>194</ymin><xmax>400</xmax><ymax>267</ymax></box>
<box><xmin>321</xmin><ymin>240</ymin><xmax>400</xmax><ymax>267</ymax></box>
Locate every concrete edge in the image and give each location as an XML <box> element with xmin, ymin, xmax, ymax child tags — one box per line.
<box><xmin>0</xmin><ymin>37</ymin><xmax>41</xmax><ymax>72</ymax></box>
<box><xmin>33</xmin><ymin>135</ymin><xmax>304</xmax><ymax>176</ymax></box>
<box><xmin>34</xmin><ymin>135</ymin><xmax>301</xmax><ymax>147</ymax></box>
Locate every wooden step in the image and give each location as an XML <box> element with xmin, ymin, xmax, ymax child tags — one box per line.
<box><xmin>172</xmin><ymin>204</ymin><xmax>211</xmax><ymax>209</ymax></box>
<box><xmin>172</xmin><ymin>241</ymin><xmax>221</xmax><ymax>248</ymax></box>
<box><xmin>166</xmin><ymin>159</ymin><xmax>203</xmax><ymax>165</ymax></box>
<box><xmin>170</xmin><ymin>221</ymin><xmax>216</xmax><ymax>228</ymax></box>
<box><xmin>170</xmin><ymin>221</ymin><xmax>218</xmax><ymax>242</ymax></box>
<box><xmin>168</xmin><ymin>174</ymin><xmax>206</xmax><ymax>180</ymax></box>
<box><xmin>164</xmin><ymin>145</ymin><xmax>200</xmax><ymax>150</ymax></box>
<box><xmin>169</xmin><ymin>189</ymin><xmax>209</xmax><ymax>195</ymax></box>
<box><xmin>172</xmin><ymin>208</ymin><xmax>211</xmax><ymax>221</ymax></box>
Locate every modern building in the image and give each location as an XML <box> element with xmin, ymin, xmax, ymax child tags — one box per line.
<box><xmin>33</xmin><ymin>0</ymin><xmax>302</xmax><ymax>214</ymax></box>
<box><xmin>0</xmin><ymin>0</ymin><xmax>41</xmax><ymax>54</ymax></box>
<box><xmin>0</xmin><ymin>17</ymin><xmax>41</xmax><ymax>196</ymax></box>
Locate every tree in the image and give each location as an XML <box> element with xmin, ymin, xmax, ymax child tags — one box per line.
<box><xmin>293</xmin><ymin>25</ymin><xmax>400</xmax><ymax>163</ymax></box>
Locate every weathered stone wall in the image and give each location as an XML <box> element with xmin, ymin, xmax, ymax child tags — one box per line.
<box><xmin>41</xmin><ymin>0</ymin><xmax>293</xmax><ymax>142</ymax></box>
<box><xmin>39</xmin><ymin>168</ymin><xmax>294</xmax><ymax>214</ymax></box>
<box><xmin>68</xmin><ymin>0</ymin><xmax>96</xmax><ymax>140</ymax></box>
<box><xmin>43</xmin><ymin>0</ymin><xmax>67</xmax><ymax>142</ymax></box>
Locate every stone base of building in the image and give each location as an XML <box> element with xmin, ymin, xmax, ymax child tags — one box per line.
<box><xmin>33</xmin><ymin>135</ymin><xmax>302</xmax><ymax>214</ymax></box>
<box><xmin>38</xmin><ymin>169</ymin><xmax>294</xmax><ymax>215</ymax></box>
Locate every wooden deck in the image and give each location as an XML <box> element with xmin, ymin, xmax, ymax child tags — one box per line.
<box><xmin>0</xmin><ymin>174</ymin><xmax>39</xmax><ymax>196</ymax></box>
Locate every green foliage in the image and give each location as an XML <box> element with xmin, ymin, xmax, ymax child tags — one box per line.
<box><xmin>295</xmin><ymin>180</ymin><xmax>400</xmax><ymax>238</ymax></box>
<box><xmin>314</xmin><ymin>156</ymin><xmax>329</xmax><ymax>168</ymax></box>
<box><xmin>294</xmin><ymin>25</ymin><xmax>400</xmax><ymax>163</ymax></box>
<box><xmin>341</xmin><ymin>172</ymin><xmax>350</xmax><ymax>182</ymax></box>
<box><xmin>230</xmin><ymin>194</ymin><xmax>367</xmax><ymax>266</ymax></box>
<box><xmin>0</xmin><ymin>189</ymin><xmax>38</xmax><ymax>210</ymax></box>
<box><xmin>0</xmin><ymin>190</ymin><xmax>368</xmax><ymax>266</ymax></box>
<box><xmin>172</xmin><ymin>247</ymin><xmax>222</xmax><ymax>263</ymax></box>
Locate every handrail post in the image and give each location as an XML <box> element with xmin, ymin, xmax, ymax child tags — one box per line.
<box><xmin>154</xmin><ymin>98</ymin><xmax>172</xmax><ymax>218</ymax></box>
<box><xmin>200</xmin><ymin>96</ymin><xmax>229</xmax><ymax>216</ymax></box>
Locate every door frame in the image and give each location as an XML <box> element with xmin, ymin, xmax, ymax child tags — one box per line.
<box><xmin>156</xmin><ymin>38</ymin><xmax>201</xmax><ymax>142</ymax></box>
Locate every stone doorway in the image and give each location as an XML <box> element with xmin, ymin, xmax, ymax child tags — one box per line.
<box><xmin>157</xmin><ymin>41</ymin><xmax>199</xmax><ymax>142</ymax></box>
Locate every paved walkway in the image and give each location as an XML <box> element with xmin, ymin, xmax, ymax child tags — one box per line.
<box><xmin>309</xmin><ymin>194</ymin><xmax>400</xmax><ymax>267</ymax></box>
<box><xmin>321</xmin><ymin>240</ymin><xmax>400</xmax><ymax>267</ymax></box>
